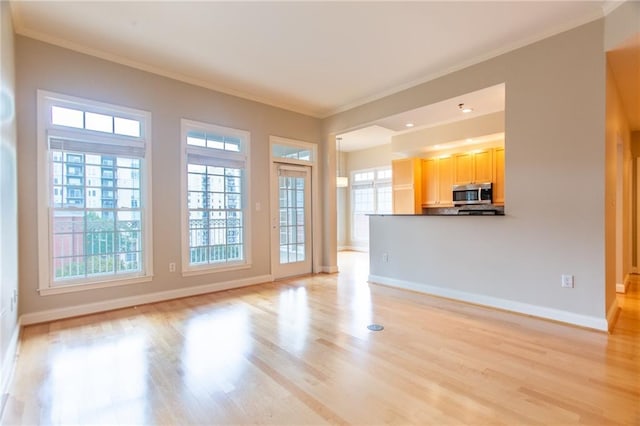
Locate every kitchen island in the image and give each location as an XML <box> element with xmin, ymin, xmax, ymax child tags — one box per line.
<box><xmin>367</xmin><ymin>211</ymin><xmax>607</xmax><ymax>331</ymax></box>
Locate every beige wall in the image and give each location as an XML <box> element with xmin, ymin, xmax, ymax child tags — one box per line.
<box><xmin>0</xmin><ymin>1</ymin><xmax>20</xmax><ymax>389</ymax></box>
<box><xmin>347</xmin><ymin>144</ymin><xmax>393</xmax><ymax>171</ymax></box>
<box><xmin>15</xmin><ymin>37</ymin><xmax>322</xmax><ymax>317</ymax></box>
<box><xmin>327</xmin><ymin>20</ymin><xmax>609</xmax><ymax>327</ymax></box>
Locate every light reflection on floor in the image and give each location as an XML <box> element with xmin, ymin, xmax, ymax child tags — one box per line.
<box><xmin>181</xmin><ymin>305</ymin><xmax>251</xmax><ymax>395</ymax></box>
<box><xmin>48</xmin><ymin>334</ymin><xmax>148</xmax><ymax>424</ymax></box>
<box><xmin>337</xmin><ymin>250</ymin><xmax>374</xmax><ymax>338</ymax></box>
<box><xmin>277</xmin><ymin>286</ymin><xmax>310</xmax><ymax>355</ymax></box>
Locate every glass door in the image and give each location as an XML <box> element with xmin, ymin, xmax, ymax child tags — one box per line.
<box><xmin>271</xmin><ymin>164</ymin><xmax>311</xmax><ymax>278</ymax></box>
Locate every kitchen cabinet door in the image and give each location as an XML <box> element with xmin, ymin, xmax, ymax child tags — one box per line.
<box><xmin>422</xmin><ymin>158</ymin><xmax>438</xmax><ymax>206</ymax></box>
<box><xmin>422</xmin><ymin>157</ymin><xmax>453</xmax><ymax>207</ymax></box>
<box><xmin>437</xmin><ymin>156</ymin><xmax>454</xmax><ymax>206</ymax></box>
<box><xmin>393</xmin><ymin>186</ymin><xmax>417</xmax><ymax>214</ymax></box>
<box><xmin>392</xmin><ymin>158</ymin><xmax>416</xmax><ymax>186</ymax></box>
<box><xmin>474</xmin><ymin>150</ymin><xmax>493</xmax><ymax>183</ymax></box>
<box><xmin>454</xmin><ymin>153</ymin><xmax>473</xmax><ymax>184</ymax></box>
<box><xmin>454</xmin><ymin>150</ymin><xmax>493</xmax><ymax>184</ymax></box>
<box><xmin>392</xmin><ymin>158</ymin><xmax>422</xmax><ymax>213</ymax></box>
<box><xmin>493</xmin><ymin>147</ymin><xmax>505</xmax><ymax>205</ymax></box>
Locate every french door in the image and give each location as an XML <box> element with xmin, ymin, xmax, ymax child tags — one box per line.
<box><xmin>271</xmin><ymin>163</ymin><xmax>312</xmax><ymax>278</ymax></box>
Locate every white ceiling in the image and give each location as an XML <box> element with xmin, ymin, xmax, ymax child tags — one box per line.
<box><xmin>10</xmin><ymin>1</ymin><xmax>608</xmax><ymax>119</ymax></box>
<box><xmin>338</xmin><ymin>83</ymin><xmax>505</xmax><ymax>152</ymax></box>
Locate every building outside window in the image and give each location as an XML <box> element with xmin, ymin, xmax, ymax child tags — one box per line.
<box><xmin>37</xmin><ymin>91</ymin><xmax>152</xmax><ymax>294</ymax></box>
<box><xmin>351</xmin><ymin>167</ymin><xmax>392</xmax><ymax>244</ymax></box>
<box><xmin>181</xmin><ymin>119</ymin><xmax>250</xmax><ymax>275</ymax></box>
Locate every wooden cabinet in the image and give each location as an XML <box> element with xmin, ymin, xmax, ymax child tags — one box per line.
<box><xmin>422</xmin><ymin>158</ymin><xmax>437</xmax><ymax>206</ymax></box>
<box><xmin>473</xmin><ymin>150</ymin><xmax>493</xmax><ymax>182</ymax></box>
<box><xmin>422</xmin><ymin>157</ymin><xmax>453</xmax><ymax>207</ymax></box>
<box><xmin>393</xmin><ymin>148</ymin><xmax>504</xmax><ymax>212</ymax></box>
<box><xmin>392</xmin><ymin>158</ymin><xmax>422</xmax><ymax>214</ymax></box>
<box><xmin>454</xmin><ymin>149</ymin><xmax>493</xmax><ymax>185</ymax></box>
<box><xmin>493</xmin><ymin>147</ymin><xmax>505</xmax><ymax>205</ymax></box>
<box><xmin>453</xmin><ymin>153</ymin><xmax>473</xmax><ymax>185</ymax></box>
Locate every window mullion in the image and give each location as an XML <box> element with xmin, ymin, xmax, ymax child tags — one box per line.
<box><xmin>82</xmin><ymin>153</ymin><xmax>88</xmax><ymax>279</ymax></box>
<box><xmin>204</xmin><ymin>167</ymin><xmax>210</xmax><ymax>264</ymax></box>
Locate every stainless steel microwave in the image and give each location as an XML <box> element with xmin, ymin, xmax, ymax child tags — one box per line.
<box><xmin>452</xmin><ymin>183</ymin><xmax>492</xmax><ymax>206</ymax></box>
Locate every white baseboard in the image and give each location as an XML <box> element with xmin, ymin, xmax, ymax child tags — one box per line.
<box><xmin>1</xmin><ymin>319</ymin><xmax>21</xmax><ymax>398</ymax></box>
<box><xmin>338</xmin><ymin>246</ymin><xmax>369</xmax><ymax>252</ymax></box>
<box><xmin>20</xmin><ymin>274</ymin><xmax>273</xmax><ymax>325</ymax></box>
<box><xmin>368</xmin><ymin>274</ymin><xmax>609</xmax><ymax>331</ymax></box>
<box><xmin>617</xmin><ymin>274</ymin><xmax>632</xmax><ymax>293</ymax></box>
<box><xmin>606</xmin><ymin>298</ymin><xmax>620</xmax><ymax>332</ymax></box>
<box><xmin>320</xmin><ymin>265</ymin><xmax>339</xmax><ymax>273</ymax></box>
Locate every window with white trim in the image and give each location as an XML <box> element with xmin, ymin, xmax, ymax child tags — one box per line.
<box><xmin>37</xmin><ymin>91</ymin><xmax>153</xmax><ymax>294</ymax></box>
<box><xmin>181</xmin><ymin>120</ymin><xmax>250</xmax><ymax>274</ymax></box>
<box><xmin>351</xmin><ymin>167</ymin><xmax>392</xmax><ymax>243</ymax></box>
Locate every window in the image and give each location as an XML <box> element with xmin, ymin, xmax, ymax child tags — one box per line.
<box><xmin>37</xmin><ymin>91</ymin><xmax>152</xmax><ymax>295</ymax></box>
<box><xmin>272</xmin><ymin>144</ymin><xmax>312</xmax><ymax>161</ymax></box>
<box><xmin>351</xmin><ymin>167</ymin><xmax>392</xmax><ymax>243</ymax></box>
<box><xmin>181</xmin><ymin>119</ymin><xmax>250</xmax><ymax>275</ymax></box>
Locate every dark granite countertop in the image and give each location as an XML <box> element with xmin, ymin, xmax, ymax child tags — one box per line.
<box><xmin>369</xmin><ymin>205</ymin><xmax>505</xmax><ymax>216</ymax></box>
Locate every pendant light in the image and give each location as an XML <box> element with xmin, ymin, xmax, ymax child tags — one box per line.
<box><xmin>336</xmin><ymin>137</ymin><xmax>348</xmax><ymax>188</ymax></box>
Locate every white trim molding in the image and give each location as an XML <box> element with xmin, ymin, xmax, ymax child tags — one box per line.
<box><xmin>338</xmin><ymin>246</ymin><xmax>369</xmax><ymax>253</ymax></box>
<box><xmin>606</xmin><ymin>298</ymin><xmax>621</xmax><ymax>332</ymax></box>
<box><xmin>368</xmin><ymin>274</ymin><xmax>609</xmax><ymax>331</ymax></box>
<box><xmin>1</xmin><ymin>320</ymin><xmax>21</xmax><ymax>398</ymax></box>
<box><xmin>321</xmin><ymin>265</ymin><xmax>339</xmax><ymax>274</ymax></box>
<box><xmin>616</xmin><ymin>274</ymin><xmax>632</xmax><ymax>293</ymax></box>
<box><xmin>268</xmin><ymin>136</ymin><xmax>320</xmax><ymax>277</ymax></box>
<box><xmin>21</xmin><ymin>274</ymin><xmax>273</xmax><ymax>325</ymax></box>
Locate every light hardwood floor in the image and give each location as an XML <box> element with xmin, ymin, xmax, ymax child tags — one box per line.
<box><xmin>2</xmin><ymin>251</ymin><xmax>639</xmax><ymax>425</ymax></box>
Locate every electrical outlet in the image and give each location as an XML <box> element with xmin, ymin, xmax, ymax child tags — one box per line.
<box><xmin>561</xmin><ymin>274</ymin><xmax>574</xmax><ymax>288</ymax></box>
<box><xmin>382</xmin><ymin>252</ymin><xmax>389</xmax><ymax>263</ymax></box>
<box><xmin>169</xmin><ymin>262</ymin><xmax>176</xmax><ymax>272</ymax></box>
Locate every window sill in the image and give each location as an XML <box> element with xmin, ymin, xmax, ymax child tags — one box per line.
<box><xmin>39</xmin><ymin>275</ymin><xmax>153</xmax><ymax>296</ymax></box>
<box><xmin>182</xmin><ymin>263</ymin><xmax>251</xmax><ymax>277</ymax></box>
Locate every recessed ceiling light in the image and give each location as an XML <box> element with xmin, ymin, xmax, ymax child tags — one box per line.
<box><xmin>466</xmin><ymin>138</ymin><xmax>473</xmax><ymax>143</ymax></box>
<box><xmin>458</xmin><ymin>103</ymin><xmax>473</xmax><ymax>113</ymax></box>
<box><xmin>405</xmin><ymin>123</ymin><xmax>414</xmax><ymax>128</ymax></box>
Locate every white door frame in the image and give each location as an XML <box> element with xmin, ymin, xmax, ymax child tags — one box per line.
<box><xmin>272</xmin><ymin>164</ymin><xmax>312</xmax><ymax>278</ymax></box>
<box><xmin>269</xmin><ymin>136</ymin><xmax>319</xmax><ymax>278</ymax></box>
